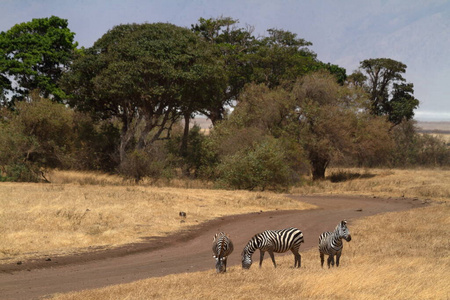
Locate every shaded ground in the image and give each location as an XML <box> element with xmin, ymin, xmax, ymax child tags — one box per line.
<box><xmin>0</xmin><ymin>195</ymin><xmax>425</xmax><ymax>300</ymax></box>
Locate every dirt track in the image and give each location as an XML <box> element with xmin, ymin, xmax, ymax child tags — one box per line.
<box><xmin>0</xmin><ymin>195</ymin><xmax>425</xmax><ymax>300</ymax></box>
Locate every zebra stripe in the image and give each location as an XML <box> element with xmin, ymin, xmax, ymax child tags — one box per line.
<box><xmin>241</xmin><ymin>227</ymin><xmax>304</xmax><ymax>269</ymax></box>
<box><xmin>318</xmin><ymin>220</ymin><xmax>352</xmax><ymax>268</ymax></box>
<box><xmin>212</xmin><ymin>232</ymin><xmax>234</xmax><ymax>273</ymax></box>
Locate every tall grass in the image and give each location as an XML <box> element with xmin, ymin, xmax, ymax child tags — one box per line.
<box><xmin>50</xmin><ymin>203</ymin><xmax>450</xmax><ymax>300</ymax></box>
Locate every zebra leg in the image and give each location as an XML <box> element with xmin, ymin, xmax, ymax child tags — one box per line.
<box><xmin>327</xmin><ymin>255</ymin><xmax>333</xmax><ymax>268</ymax></box>
<box><xmin>328</xmin><ymin>255</ymin><xmax>335</xmax><ymax>268</ymax></box>
<box><xmin>224</xmin><ymin>257</ymin><xmax>227</xmax><ymax>272</ymax></box>
<box><xmin>336</xmin><ymin>251</ymin><xmax>341</xmax><ymax>267</ymax></box>
<box><xmin>291</xmin><ymin>249</ymin><xmax>301</xmax><ymax>268</ymax></box>
<box><xmin>320</xmin><ymin>252</ymin><xmax>325</xmax><ymax>268</ymax></box>
<box><xmin>259</xmin><ymin>250</ymin><xmax>265</xmax><ymax>267</ymax></box>
<box><xmin>268</xmin><ymin>250</ymin><xmax>277</xmax><ymax>268</ymax></box>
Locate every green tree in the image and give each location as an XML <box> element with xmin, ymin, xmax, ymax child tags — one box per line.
<box><xmin>388</xmin><ymin>83</ymin><xmax>420</xmax><ymax>125</ymax></box>
<box><xmin>357</xmin><ymin>58</ymin><xmax>419</xmax><ymax>124</ymax></box>
<box><xmin>62</xmin><ymin>23</ymin><xmax>224</xmax><ymax>170</ymax></box>
<box><xmin>0</xmin><ymin>16</ymin><xmax>78</xmax><ymax>106</ymax></box>
<box><xmin>250</xmin><ymin>28</ymin><xmax>318</xmax><ymax>87</ymax></box>
<box><xmin>191</xmin><ymin>18</ymin><xmax>324</xmax><ymax>123</ymax></box>
<box><xmin>192</xmin><ymin>17</ymin><xmax>255</xmax><ymax>124</ymax></box>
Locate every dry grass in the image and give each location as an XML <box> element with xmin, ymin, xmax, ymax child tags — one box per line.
<box><xmin>2</xmin><ymin>168</ymin><xmax>450</xmax><ymax>265</ymax></box>
<box><xmin>50</xmin><ymin>203</ymin><xmax>450</xmax><ymax>300</ymax></box>
<box><xmin>293</xmin><ymin>167</ymin><xmax>450</xmax><ymax>202</ymax></box>
<box><xmin>0</xmin><ymin>176</ymin><xmax>314</xmax><ymax>264</ymax></box>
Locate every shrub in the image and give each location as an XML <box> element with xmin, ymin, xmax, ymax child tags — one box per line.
<box><xmin>118</xmin><ymin>141</ymin><xmax>174</xmax><ymax>183</ymax></box>
<box><xmin>0</xmin><ymin>95</ymin><xmax>76</xmax><ymax>181</ymax></box>
<box><xmin>390</xmin><ymin>121</ymin><xmax>450</xmax><ymax>167</ymax></box>
<box><xmin>216</xmin><ymin>137</ymin><xmax>296</xmax><ymax>191</ymax></box>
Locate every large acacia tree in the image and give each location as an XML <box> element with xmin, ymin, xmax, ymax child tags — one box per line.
<box><xmin>0</xmin><ymin>16</ymin><xmax>78</xmax><ymax>106</ymax></box>
<box><xmin>62</xmin><ymin>23</ymin><xmax>224</xmax><ymax>163</ymax></box>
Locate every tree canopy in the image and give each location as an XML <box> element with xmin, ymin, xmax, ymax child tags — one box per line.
<box><xmin>356</xmin><ymin>58</ymin><xmax>419</xmax><ymax>125</ymax></box>
<box><xmin>0</xmin><ymin>16</ymin><xmax>78</xmax><ymax>106</ymax></box>
<box><xmin>61</xmin><ymin>22</ymin><xmax>225</xmax><ymax>165</ymax></box>
<box><xmin>1</xmin><ymin>16</ymin><xmax>440</xmax><ymax>185</ymax></box>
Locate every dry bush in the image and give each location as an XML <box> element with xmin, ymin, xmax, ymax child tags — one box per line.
<box><xmin>50</xmin><ymin>203</ymin><xmax>450</xmax><ymax>300</ymax></box>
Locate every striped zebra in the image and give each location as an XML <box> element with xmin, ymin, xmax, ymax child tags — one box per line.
<box><xmin>318</xmin><ymin>220</ymin><xmax>352</xmax><ymax>268</ymax></box>
<box><xmin>241</xmin><ymin>227</ymin><xmax>304</xmax><ymax>269</ymax></box>
<box><xmin>212</xmin><ymin>232</ymin><xmax>234</xmax><ymax>273</ymax></box>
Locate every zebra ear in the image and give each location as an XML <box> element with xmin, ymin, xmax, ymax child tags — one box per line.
<box><xmin>341</xmin><ymin>220</ymin><xmax>347</xmax><ymax>226</ymax></box>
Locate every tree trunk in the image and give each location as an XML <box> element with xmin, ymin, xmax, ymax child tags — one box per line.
<box><xmin>206</xmin><ymin>106</ymin><xmax>224</xmax><ymax>126</ymax></box>
<box><xmin>310</xmin><ymin>152</ymin><xmax>329</xmax><ymax>181</ymax></box>
<box><xmin>181</xmin><ymin>112</ymin><xmax>191</xmax><ymax>158</ymax></box>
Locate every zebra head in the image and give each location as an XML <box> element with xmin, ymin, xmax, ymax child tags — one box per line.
<box><xmin>336</xmin><ymin>220</ymin><xmax>352</xmax><ymax>242</ymax></box>
<box><xmin>241</xmin><ymin>249</ymin><xmax>252</xmax><ymax>269</ymax></box>
<box><xmin>214</xmin><ymin>255</ymin><xmax>226</xmax><ymax>273</ymax></box>
<box><xmin>241</xmin><ymin>241</ymin><xmax>255</xmax><ymax>269</ymax></box>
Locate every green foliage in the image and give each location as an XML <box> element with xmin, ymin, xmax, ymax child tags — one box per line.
<box><xmin>166</xmin><ymin>125</ymin><xmax>209</xmax><ymax>177</ymax></box>
<box><xmin>0</xmin><ymin>116</ymin><xmax>41</xmax><ymax>181</ymax></box>
<box><xmin>204</xmin><ymin>83</ymin><xmax>306</xmax><ymax>188</ymax></box>
<box><xmin>191</xmin><ymin>17</ymin><xmax>254</xmax><ymax>124</ymax></box>
<box><xmin>249</xmin><ymin>28</ymin><xmax>318</xmax><ymax>88</ymax></box>
<box><xmin>72</xmin><ymin>113</ymin><xmax>120</xmax><ymax>172</ymax></box>
<box><xmin>0</xmin><ymin>93</ymin><xmax>121</xmax><ymax>181</ymax></box>
<box><xmin>0</xmin><ymin>16</ymin><xmax>78</xmax><ymax>105</ymax></box>
<box><xmin>216</xmin><ymin>137</ymin><xmax>295</xmax><ymax>191</ymax></box>
<box><xmin>0</xmin><ymin>94</ymin><xmax>76</xmax><ymax>181</ymax></box>
<box><xmin>62</xmin><ymin>22</ymin><xmax>224</xmax><ymax>164</ymax></box>
<box><xmin>357</xmin><ymin>58</ymin><xmax>419</xmax><ymax>124</ymax></box>
<box><xmin>388</xmin><ymin>83</ymin><xmax>420</xmax><ymax>125</ymax></box>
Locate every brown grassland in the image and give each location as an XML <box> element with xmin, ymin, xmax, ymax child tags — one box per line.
<box><xmin>1</xmin><ymin>167</ymin><xmax>449</xmax><ymax>299</ymax></box>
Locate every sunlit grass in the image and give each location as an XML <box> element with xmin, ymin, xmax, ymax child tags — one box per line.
<box><xmin>0</xmin><ymin>179</ymin><xmax>314</xmax><ymax>264</ymax></box>
<box><xmin>293</xmin><ymin>167</ymin><xmax>450</xmax><ymax>202</ymax></box>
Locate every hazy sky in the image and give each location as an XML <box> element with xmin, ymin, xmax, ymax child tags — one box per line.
<box><xmin>1</xmin><ymin>0</ymin><xmax>449</xmax><ymax>121</ymax></box>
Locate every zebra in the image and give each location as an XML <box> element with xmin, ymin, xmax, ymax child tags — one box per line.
<box><xmin>318</xmin><ymin>220</ymin><xmax>352</xmax><ymax>268</ymax></box>
<box><xmin>212</xmin><ymin>232</ymin><xmax>234</xmax><ymax>273</ymax></box>
<box><xmin>241</xmin><ymin>227</ymin><xmax>304</xmax><ymax>269</ymax></box>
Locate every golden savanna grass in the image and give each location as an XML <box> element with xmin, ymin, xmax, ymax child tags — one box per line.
<box><xmin>2</xmin><ymin>168</ymin><xmax>450</xmax><ymax>298</ymax></box>
<box><xmin>294</xmin><ymin>167</ymin><xmax>450</xmax><ymax>202</ymax></box>
<box><xmin>0</xmin><ymin>174</ymin><xmax>314</xmax><ymax>264</ymax></box>
<box><xmin>50</xmin><ymin>203</ymin><xmax>450</xmax><ymax>300</ymax></box>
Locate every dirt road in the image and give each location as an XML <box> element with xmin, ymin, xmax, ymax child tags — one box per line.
<box><xmin>0</xmin><ymin>195</ymin><xmax>424</xmax><ymax>299</ymax></box>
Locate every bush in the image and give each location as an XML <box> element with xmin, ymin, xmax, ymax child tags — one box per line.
<box><xmin>118</xmin><ymin>141</ymin><xmax>174</xmax><ymax>182</ymax></box>
<box><xmin>216</xmin><ymin>137</ymin><xmax>297</xmax><ymax>191</ymax></box>
<box><xmin>72</xmin><ymin>113</ymin><xmax>120</xmax><ymax>172</ymax></box>
<box><xmin>0</xmin><ymin>95</ymin><xmax>76</xmax><ymax>181</ymax></box>
<box><xmin>166</xmin><ymin>125</ymin><xmax>209</xmax><ymax>178</ymax></box>
<box><xmin>390</xmin><ymin>121</ymin><xmax>450</xmax><ymax>167</ymax></box>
